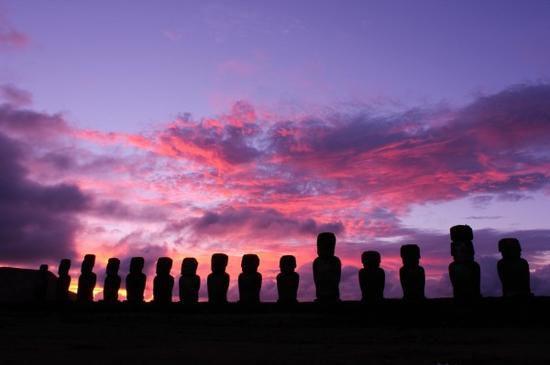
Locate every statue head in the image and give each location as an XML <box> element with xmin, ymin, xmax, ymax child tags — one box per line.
<box><xmin>400</xmin><ymin>244</ymin><xmax>421</xmax><ymax>266</ymax></box>
<box><xmin>181</xmin><ymin>257</ymin><xmax>198</xmax><ymax>276</ymax></box>
<box><xmin>317</xmin><ymin>232</ymin><xmax>336</xmax><ymax>258</ymax></box>
<box><xmin>241</xmin><ymin>254</ymin><xmax>260</xmax><ymax>274</ymax></box>
<box><xmin>361</xmin><ymin>251</ymin><xmax>381</xmax><ymax>269</ymax></box>
<box><xmin>156</xmin><ymin>257</ymin><xmax>173</xmax><ymax>276</ymax></box>
<box><xmin>81</xmin><ymin>254</ymin><xmax>96</xmax><ymax>274</ymax></box>
<box><xmin>279</xmin><ymin>255</ymin><xmax>297</xmax><ymax>274</ymax></box>
<box><xmin>129</xmin><ymin>257</ymin><xmax>145</xmax><ymax>274</ymax></box>
<box><xmin>58</xmin><ymin>258</ymin><xmax>71</xmax><ymax>276</ymax></box>
<box><xmin>211</xmin><ymin>253</ymin><xmax>228</xmax><ymax>274</ymax></box>
<box><xmin>106</xmin><ymin>257</ymin><xmax>120</xmax><ymax>276</ymax></box>
<box><xmin>498</xmin><ymin>237</ymin><xmax>522</xmax><ymax>259</ymax></box>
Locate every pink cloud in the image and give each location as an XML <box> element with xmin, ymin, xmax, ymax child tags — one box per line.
<box><xmin>2</xmin><ymin>83</ymin><xmax>550</xmax><ymax>300</ymax></box>
<box><xmin>0</xmin><ymin>15</ymin><xmax>29</xmax><ymax>49</ymax></box>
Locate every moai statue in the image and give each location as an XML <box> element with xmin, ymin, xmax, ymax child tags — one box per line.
<box><xmin>449</xmin><ymin>225</ymin><xmax>481</xmax><ymax>301</ymax></box>
<box><xmin>399</xmin><ymin>244</ymin><xmax>425</xmax><ymax>301</ymax></box>
<box><xmin>153</xmin><ymin>257</ymin><xmax>174</xmax><ymax>304</ymax></box>
<box><xmin>35</xmin><ymin>264</ymin><xmax>50</xmax><ymax>302</ymax></box>
<box><xmin>277</xmin><ymin>255</ymin><xmax>299</xmax><ymax>304</ymax></box>
<box><xmin>313</xmin><ymin>232</ymin><xmax>341</xmax><ymax>303</ymax></box>
<box><xmin>238</xmin><ymin>254</ymin><xmax>262</xmax><ymax>304</ymax></box>
<box><xmin>179</xmin><ymin>257</ymin><xmax>200</xmax><ymax>304</ymax></box>
<box><xmin>207</xmin><ymin>253</ymin><xmax>230</xmax><ymax>304</ymax></box>
<box><xmin>359</xmin><ymin>251</ymin><xmax>385</xmax><ymax>302</ymax></box>
<box><xmin>498</xmin><ymin>238</ymin><xmax>531</xmax><ymax>297</ymax></box>
<box><xmin>125</xmin><ymin>257</ymin><xmax>146</xmax><ymax>304</ymax></box>
<box><xmin>55</xmin><ymin>259</ymin><xmax>71</xmax><ymax>303</ymax></box>
<box><xmin>77</xmin><ymin>254</ymin><xmax>97</xmax><ymax>302</ymax></box>
<box><xmin>103</xmin><ymin>257</ymin><xmax>121</xmax><ymax>303</ymax></box>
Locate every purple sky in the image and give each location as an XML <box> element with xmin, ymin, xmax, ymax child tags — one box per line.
<box><xmin>1</xmin><ymin>1</ymin><xmax>550</xmax><ymax>300</ymax></box>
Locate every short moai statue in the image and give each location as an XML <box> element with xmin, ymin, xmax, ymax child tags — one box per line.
<box><xmin>126</xmin><ymin>257</ymin><xmax>146</xmax><ymax>304</ymax></box>
<box><xmin>449</xmin><ymin>225</ymin><xmax>481</xmax><ymax>301</ymax></box>
<box><xmin>55</xmin><ymin>259</ymin><xmax>71</xmax><ymax>303</ymax></box>
<box><xmin>153</xmin><ymin>257</ymin><xmax>174</xmax><ymax>304</ymax></box>
<box><xmin>359</xmin><ymin>251</ymin><xmax>385</xmax><ymax>302</ymax></box>
<box><xmin>35</xmin><ymin>264</ymin><xmax>50</xmax><ymax>301</ymax></box>
<box><xmin>313</xmin><ymin>232</ymin><xmax>342</xmax><ymax>303</ymax></box>
<box><xmin>77</xmin><ymin>254</ymin><xmax>97</xmax><ymax>302</ymax></box>
<box><xmin>103</xmin><ymin>257</ymin><xmax>121</xmax><ymax>303</ymax></box>
<box><xmin>277</xmin><ymin>255</ymin><xmax>299</xmax><ymax>304</ymax></box>
<box><xmin>399</xmin><ymin>244</ymin><xmax>425</xmax><ymax>301</ymax></box>
<box><xmin>238</xmin><ymin>254</ymin><xmax>262</xmax><ymax>304</ymax></box>
<box><xmin>498</xmin><ymin>238</ymin><xmax>531</xmax><ymax>297</ymax></box>
<box><xmin>179</xmin><ymin>257</ymin><xmax>200</xmax><ymax>304</ymax></box>
<box><xmin>207</xmin><ymin>253</ymin><xmax>230</xmax><ymax>304</ymax></box>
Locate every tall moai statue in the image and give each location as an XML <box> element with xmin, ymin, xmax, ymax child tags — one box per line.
<box><xmin>449</xmin><ymin>225</ymin><xmax>481</xmax><ymax>301</ymax></box>
<box><xmin>207</xmin><ymin>253</ymin><xmax>230</xmax><ymax>304</ymax></box>
<box><xmin>498</xmin><ymin>238</ymin><xmax>531</xmax><ymax>297</ymax></box>
<box><xmin>153</xmin><ymin>257</ymin><xmax>174</xmax><ymax>304</ymax></box>
<box><xmin>56</xmin><ymin>259</ymin><xmax>71</xmax><ymax>303</ymax></box>
<box><xmin>103</xmin><ymin>257</ymin><xmax>121</xmax><ymax>303</ymax></box>
<box><xmin>238</xmin><ymin>254</ymin><xmax>262</xmax><ymax>304</ymax></box>
<box><xmin>277</xmin><ymin>255</ymin><xmax>299</xmax><ymax>304</ymax></box>
<box><xmin>35</xmin><ymin>264</ymin><xmax>50</xmax><ymax>301</ymax></box>
<box><xmin>179</xmin><ymin>257</ymin><xmax>200</xmax><ymax>303</ymax></box>
<box><xmin>126</xmin><ymin>257</ymin><xmax>146</xmax><ymax>304</ymax></box>
<box><xmin>359</xmin><ymin>251</ymin><xmax>385</xmax><ymax>302</ymax></box>
<box><xmin>77</xmin><ymin>254</ymin><xmax>97</xmax><ymax>302</ymax></box>
<box><xmin>399</xmin><ymin>244</ymin><xmax>425</xmax><ymax>301</ymax></box>
<box><xmin>313</xmin><ymin>232</ymin><xmax>341</xmax><ymax>303</ymax></box>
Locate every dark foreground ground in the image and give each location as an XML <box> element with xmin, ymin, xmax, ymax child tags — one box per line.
<box><xmin>1</xmin><ymin>298</ymin><xmax>549</xmax><ymax>364</ymax></box>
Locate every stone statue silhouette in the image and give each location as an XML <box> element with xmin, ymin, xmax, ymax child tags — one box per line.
<box><xmin>34</xmin><ymin>264</ymin><xmax>50</xmax><ymax>302</ymax></box>
<box><xmin>359</xmin><ymin>251</ymin><xmax>385</xmax><ymax>302</ymax></box>
<box><xmin>55</xmin><ymin>258</ymin><xmax>71</xmax><ymax>303</ymax></box>
<box><xmin>449</xmin><ymin>225</ymin><xmax>481</xmax><ymax>301</ymax></box>
<box><xmin>153</xmin><ymin>257</ymin><xmax>174</xmax><ymax>304</ymax></box>
<box><xmin>125</xmin><ymin>257</ymin><xmax>146</xmax><ymax>304</ymax></box>
<box><xmin>399</xmin><ymin>244</ymin><xmax>425</xmax><ymax>301</ymax></box>
<box><xmin>77</xmin><ymin>254</ymin><xmax>97</xmax><ymax>302</ymax></box>
<box><xmin>207</xmin><ymin>253</ymin><xmax>230</xmax><ymax>304</ymax></box>
<box><xmin>277</xmin><ymin>255</ymin><xmax>299</xmax><ymax>304</ymax></box>
<box><xmin>103</xmin><ymin>257</ymin><xmax>121</xmax><ymax>303</ymax></box>
<box><xmin>498</xmin><ymin>238</ymin><xmax>531</xmax><ymax>297</ymax></box>
<box><xmin>313</xmin><ymin>232</ymin><xmax>341</xmax><ymax>302</ymax></box>
<box><xmin>238</xmin><ymin>254</ymin><xmax>262</xmax><ymax>304</ymax></box>
<box><xmin>179</xmin><ymin>257</ymin><xmax>200</xmax><ymax>303</ymax></box>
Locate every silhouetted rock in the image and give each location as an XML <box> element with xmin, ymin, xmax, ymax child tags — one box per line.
<box><xmin>103</xmin><ymin>257</ymin><xmax>121</xmax><ymax>303</ymax></box>
<box><xmin>498</xmin><ymin>238</ymin><xmax>531</xmax><ymax>297</ymax></box>
<box><xmin>238</xmin><ymin>254</ymin><xmax>262</xmax><ymax>304</ymax></box>
<box><xmin>313</xmin><ymin>232</ymin><xmax>341</xmax><ymax>303</ymax></box>
<box><xmin>0</xmin><ymin>267</ymin><xmax>56</xmax><ymax>302</ymax></box>
<box><xmin>34</xmin><ymin>264</ymin><xmax>50</xmax><ymax>302</ymax></box>
<box><xmin>207</xmin><ymin>253</ymin><xmax>230</xmax><ymax>304</ymax></box>
<box><xmin>55</xmin><ymin>259</ymin><xmax>71</xmax><ymax>303</ymax></box>
<box><xmin>77</xmin><ymin>254</ymin><xmax>97</xmax><ymax>302</ymax></box>
<box><xmin>153</xmin><ymin>257</ymin><xmax>174</xmax><ymax>304</ymax></box>
<box><xmin>179</xmin><ymin>257</ymin><xmax>200</xmax><ymax>304</ymax></box>
<box><xmin>125</xmin><ymin>257</ymin><xmax>146</xmax><ymax>304</ymax></box>
<box><xmin>448</xmin><ymin>225</ymin><xmax>481</xmax><ymax>301</ymax></box>
<box><xmin>400</xmin><ymin>244</ymin><xmax>425</xmax><ymax>301</ymax></box>
<box><xmin>277</xmin><ymin>255</ymin><xmax>299</xmax><ymax>304</ymax></box>
<box><xmin>359</xmin><ymin>251</ymin><xmax>385</xmax><ymax>302</ymax></box>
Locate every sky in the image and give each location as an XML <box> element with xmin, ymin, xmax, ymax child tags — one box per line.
<box><xmin>1</xmin><ymin>0</ymin><xmax>550</xmax><ymax>301</ymax></box>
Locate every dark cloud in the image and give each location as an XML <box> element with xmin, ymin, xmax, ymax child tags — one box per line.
<box><xmin>0</xmin><ymin>84</ymin><xmax>32</xmax><ymax>107</ymax></box>
<box><xmin>0</xmin><ymin>103</ymin><xmax>69</xmax><ymax>140</ymax></box>
<box><xmin>0</xmin><ymin>132</ymin><xmax>89</xmax><ymax>263</ymax></box>
<box><xmin>167</xmin><ymin>206</ymin><xmax>344</xmax><ymax>240</ymax></box>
